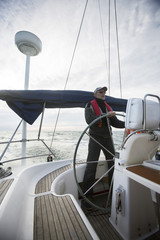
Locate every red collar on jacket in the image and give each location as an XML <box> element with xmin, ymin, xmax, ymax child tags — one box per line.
<box><xmin>91</xmin><ymin>99</ymin><xmax>112</xmax><ymax>116</ymax></box>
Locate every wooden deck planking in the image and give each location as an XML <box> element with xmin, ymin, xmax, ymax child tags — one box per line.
<box><xmin>57</xmin><ymin>196</ymin><xmax>79</xmax><ymax>239</ymax></box>
<box><xmin>65</xmin><ymin>196</ymin><xmax>91</xmax><ymax>238</ymax></box>
<box><xmin>62</xmin><ymin>195</ymin><xmax>92</xmax><ymax>239</ymax></box>
<box><xmin>86</xmin><ymin>210</ymin><xmax>123</xmax><ymax>240</ymax></box>
<box><xmin>34</xmin><ymin>164</ymin><xmax>123</xmax><ymax>240</ymax></box>
<box><xmin>35</xmin><ymin>164</ymin><xmax>72</xmax><ymax>194</ymax></box>
<box><xmin>126</xmin><ymin>165</ymin><xmax>160</xmax><ymax>185</ymax></box>
<box><xmin>34</xmin><ymin>194</ymin><xmax>93</xmax><ymax>240</ymax></box>
<box><xmin>48</xmin><ymin>194</ymin><xmax>64</xmax><ymax>239</ymax></box>
<box><xmin>86</xmin><ymin>209</ymin><xmax>160</xmax><ymax>240</ymax></box>
<box><xmin>0</xmin><ymin>179</ymin><xmax>13</xmax><ymax>205</ymax></box>
<box><xmin>146</xmin><ymin>231</ymin><xmax>160</xmax><ymax>240</ymax></box>
<box><xmin>34</xmin><ymin>164</ymin><xmax>160</xmax><ymax>240</ymax></box>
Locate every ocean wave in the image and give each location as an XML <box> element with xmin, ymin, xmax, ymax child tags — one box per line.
<box><xmin>0</xmin><ymin>130</ymin><xmax>124</xmax><ymax>169</ymax></box>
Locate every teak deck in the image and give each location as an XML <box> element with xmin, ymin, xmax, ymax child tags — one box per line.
<box><xmin>34</xmin><ymin>164</ymin><xmax>93</xmax><ymax>240</ymax></box>
<box><xmin>0</xmin><ymin>165</ymin><xmax>160</xmax><ymax>239</ymax></box>
<box><xmin>126</xmin><ymin>165</ymin><xmax>160</xmax><ymax>185</ymax></box>
<box><xmin>35</xmin><ymin>165</ymin><xmax>72</xmax><ymax>194</ymax></box>
<box><xmin>0</xmin><ymin>179</ymin><xmax>13</xmax><ymax>205</ymax></box>
<box><xmin>34</xmin><ymin>165</ymin><xmax>123</xmax><ymax>240</ymax></box>
<box><xmin>34</xmin><ymin>194</ymin><xmax>93</xmax><ymax>240</ymax></box>
<box><xmin>34</xmin><ymin>164</ymin><xmax>160</xmax><ymax>240</ymax></box>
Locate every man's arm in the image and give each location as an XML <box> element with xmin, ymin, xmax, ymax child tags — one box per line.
<box><xmin>109</xmin><ymin>115</ymin><xmax>125</xmax><ymax>128</ymax></box>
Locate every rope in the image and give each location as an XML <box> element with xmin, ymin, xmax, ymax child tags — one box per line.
<box><xmin>114</xmin><ymin>0</ymin><xmax>123</xmax><ymax>98</ymax></box>
<box><xmin>49</xmin><ymin>0</ymin><xmax>89</xmax><ymax>152</ymax></box>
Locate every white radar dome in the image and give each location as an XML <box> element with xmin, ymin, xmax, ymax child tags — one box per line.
<box><xmin>15</xmin><ymin>31</ymin><xmax>42</xmax><ymax>56</ymax></box>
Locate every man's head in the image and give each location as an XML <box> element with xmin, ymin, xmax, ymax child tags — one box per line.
<box><xmin>94</xmin><ymin>86</ymin><xmax>107</xmax><ymax>100</ymax></box>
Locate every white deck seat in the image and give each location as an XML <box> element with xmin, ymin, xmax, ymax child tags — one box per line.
<box><xmin>123</xmin><ymin>98</ymin><xmax>160</xmax><ymax>166</ymax></box>
<box><xmin>121</xmin><ymin>132</ymin><xmax>160</xmax><ymax>166</ymax></box>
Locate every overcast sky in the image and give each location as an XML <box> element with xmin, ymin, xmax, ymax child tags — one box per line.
<box><xmin>0</xmin><ymin>0</ymin><xmax>160</xmax><ymax>130</ymax></box>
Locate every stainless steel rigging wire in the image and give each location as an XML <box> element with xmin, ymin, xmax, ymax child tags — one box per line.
<box><xmin>49</xmin><ymin>0</ymin><xmax>89</xmax><ymax>152</ymax></box>
<box><xmin>114</xmin><ymin>0</ymin><xmax>123</xmax><ymax>98</ymax></box>
<box><xmin>98</xmin><ymin>0</ymin><xmax>109</xmax><ymax>93</ymax></box>
<box><xmin>98</xmin><ymin>0</ymin><xmax>122</xmax><ymax>98</ymax></box>
<box><xmin>49</xmin><ymin>0</ymin><xmax>123</xmax><ymax>153</ymax></box>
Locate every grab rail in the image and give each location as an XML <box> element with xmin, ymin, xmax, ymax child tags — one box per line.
<box><xmin>0</xmin><ymin>120</ymin><xmax>23</xmax><ymax>162</ymax></box>
<box><xmin>0</xmin><ymin>137</ymin><xmax>56</xmax><ymax>165</ymax></box>
<box><xmin>0</xmin><ymin>153</ymin><xmax>53</xmax><ymax>165</ymax></box>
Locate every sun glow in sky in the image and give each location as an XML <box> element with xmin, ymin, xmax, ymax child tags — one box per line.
<box><xmin>0</xmin><ymin>0</ymin><xmax>160</xmax><ymax>130</ymax></box>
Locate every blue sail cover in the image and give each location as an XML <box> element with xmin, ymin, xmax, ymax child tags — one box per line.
<box><xmin>0</xmin><ymin>90</ymin><xmax>127</xmax><ymax>124</ymax></box>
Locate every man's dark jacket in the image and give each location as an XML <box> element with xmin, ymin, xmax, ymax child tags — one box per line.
<box><xmin>85</xmin><ymin>98</ymin><xmax>125</xmax><ymax>138</ymax></box>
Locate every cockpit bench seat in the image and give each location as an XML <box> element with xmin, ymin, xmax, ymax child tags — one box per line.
<box><xmin>34</xmin><ymin>193</ymin><xmax>93</xmax><ymax>240</ymax></box>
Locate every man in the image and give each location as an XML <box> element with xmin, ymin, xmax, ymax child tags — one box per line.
<box><xmin>83</xmin><ymin>86</ymin><xmax>125</xmax><ymax>202</ymax></box>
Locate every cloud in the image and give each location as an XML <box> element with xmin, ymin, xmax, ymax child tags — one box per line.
<box><xmin>0</xmin><ymin>0</ymin><xmax>159</xmax><ymax>129</ymax></box>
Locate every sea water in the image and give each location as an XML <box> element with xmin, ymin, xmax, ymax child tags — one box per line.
<box><xmin>0</xmin><ymin>129</ymin><xmax>124</xmax><ymax>170</ymax></box>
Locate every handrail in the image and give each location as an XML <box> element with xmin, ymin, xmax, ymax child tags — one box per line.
<box><xmin>121</xmin><ymin>129</ymin><xmax>149</xmax><ymax>149</ymax></box>
<box><xmin>122</xmin><ymin>129</ymin><xmax>160</xmax><ymax>150</ymax></box>
<box><xmin>40</xmin><ymin>139</ymin><xmax>56</xmax><ymax>157</ymax></box>
<box><xmin>0</xmin><ymin>120</ymin><xmax>23</xmax><ymax>162</ymax></box>
<box><xmin>0</xmin><ymin>153</ymin><xmax>54</xmax><ymax>165</ymax></box>
<box><xmin>0</xmin><ymin>138</ymin><xmax>43</xmax><ymax>145</ymax></box>
<box><xmin>0</xmin><ymin>137</ymin><xmax>56</xmax><ymax>164</ymax></box>
<box><xmin>0</xmin><ymin>101</ymin><xmax>57</xmax><ymax>164</ymax></box>
<box><xmin>38</xmin><ymin>102</ymin><xmax>46</xmax><ymax>140</ymax></box>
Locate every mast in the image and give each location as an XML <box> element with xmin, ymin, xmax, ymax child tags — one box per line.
<box><xmin>15</xmin><ymin>31</ymin><xmax>42</xmax><ymax>165</ymax></box>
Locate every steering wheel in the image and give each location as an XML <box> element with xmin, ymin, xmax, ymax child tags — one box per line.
<box><xmin>73</xmin><ymin>112</ymin><xmax>125</xmax><ymax>211</ymax></box>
